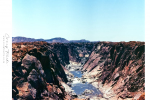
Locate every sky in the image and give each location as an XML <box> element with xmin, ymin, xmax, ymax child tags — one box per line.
<box><xmin>12</xmin><ymin>0</ymin><xmax>145</xmax><ymax>42</ymax></box>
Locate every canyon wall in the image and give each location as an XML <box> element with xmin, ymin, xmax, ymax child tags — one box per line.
<box><xmin>66</xmin><ymin>42</ymin><xmax>95</xmax><ymax>64</ymax></box>
<box><xmin>12</xmin><ymin>41</ymin><xmax>145</xmax><ymax>100</ymax></box>
<box><xmin>12</xmin><ymin>42</ymin><xmax>72</xmax><ymax>100</ymax></box>
<box><xmin>82</xmin><ymin>41</ymin><xmax>145</xmax><ymax>100</ymax></box>
<box><xmin>48</xmin><ymin>43</ymin><xmax>70</xmax><ymax>66</ymax></box>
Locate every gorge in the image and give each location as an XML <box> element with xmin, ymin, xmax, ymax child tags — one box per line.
<box><xmin>12</xmin><ymin>41</ymin><xmax>145</xmax><ymax>100</ymax></box>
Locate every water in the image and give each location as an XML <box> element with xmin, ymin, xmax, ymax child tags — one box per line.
<box><xmin>70</xmin><ymin>71</ymin><xmax>82</xmax><ymax>78</ymax></box>
<box><xmin>70</xmin><ymin>71</ymin><xmax>101</xmax><ymax>96</ymax></box>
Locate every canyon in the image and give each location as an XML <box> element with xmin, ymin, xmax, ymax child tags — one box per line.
<box><xmin>12</xmin><ymin>41</ymin><xmax>145</xmax><ymax>100</ymax></box>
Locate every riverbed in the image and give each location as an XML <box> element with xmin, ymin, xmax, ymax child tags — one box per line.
<box><xmin>64</xmin><ymin>61</ymin><xmax>103</xmax><ymax>99</ymax></box>
<box><xmin>69</xmin><ymin>70</ymin><xmax>102</xmax><ymax>98</ymax></box>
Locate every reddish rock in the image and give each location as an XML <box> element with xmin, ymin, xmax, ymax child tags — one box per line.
<box><xmin>12</xmin><ymin>41</ymin><xmax>145</xmax><ymax>100</ymax></box>
<box><xmin>82</xmin><ymin>41</ymin><xmax>145</xmax><ymax>99</ymax></box>
<box><xmin>12</xmin><ymin>41</ymin><xmax>72</xmax><ymax>99</ymax></box>
<box><xmin>16</xmin><ymin>82</ymin><xmax>36</xmax><ymax>99</ymax></box>
<box><xmin>138</xmin><ymin>93</ymin><xmax>145</xmax><ymax>100</ymax></box>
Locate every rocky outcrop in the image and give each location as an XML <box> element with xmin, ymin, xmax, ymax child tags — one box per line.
<box><xmin>82</xmin><ymin>41</ymin><xmax>145</xmax><ymax>99</ymax></box>
<box><xmin>12</xmin><ymin>41</ymin><xmax>72</xmax><ymax>100</ymax></box>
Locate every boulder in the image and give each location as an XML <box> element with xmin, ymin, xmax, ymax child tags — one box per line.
<box><xmin>81</xmin><ymin>89</ymin><xmax>94</xmax><ymax>95</ymax></box>
<box><xmin>16</xmin><ymin>82</ymin><xmax>36</xmax><ymax>99</ymax></box>
<box><xmin>22</xmin><ymin>54</ymin><xmax>37</xmax><ymax>71</ymax></box>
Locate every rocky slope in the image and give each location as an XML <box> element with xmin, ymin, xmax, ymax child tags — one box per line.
<box><xmin>12</xmin><ymin>41</ymin><xmax>72</xmax><ymax>100</ymax></box>
<box><xmin>82</xmin><ymin>41</ymin><xmax>145</xmax><ymax>100</ymax></box>
<box><xmin>12</xmin><ymin>41</ymin><xmax>145</xmax><ymax>100</ymax></box>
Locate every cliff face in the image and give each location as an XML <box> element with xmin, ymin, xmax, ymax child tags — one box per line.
<box><xmin>82</xmin><ymin>41</ymin><xmax>145</xmax><ymax>99</ymax></box>
<box><xmin>12</xmin><ymin>42</ymin><xmax>71</xmax><ymax>100</ymax></box>
<box><xmin>48</xmin><ymin>43</ymin><xmax>70</xmax><ymax>66</ymax></box>
<box><xmin>12</xmin><ymin>41</ymin><xmax>145</xmax><ymax>100</ymax></box>
<box><xmin>67</xmin><ymin>42</ymin><xmax>95</xmax><ymax>64</ymax></box>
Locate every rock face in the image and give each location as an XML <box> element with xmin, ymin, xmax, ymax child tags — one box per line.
<box><xmin>48</xmin><ymin>43</ymin><xmax>70</xmax><ymax>66</ymax></box>
<box><xmin>12</xmin><ymin>41</ymin><xmax>71</xmax><ymax>100</ymax></box>
<box><xmin>82</xmin><ymin>41</ymin><xmax>145</xmax><ymax>99</ymax></box>
<box><xmin>12</xmin><ymin>41</ymin><xmax>145</xmax><ymax>100</ymax></box>
<box><xmin>67</xmin><ymin>42</ymin><xmax>95</xmax><ymax>64</ymax></box>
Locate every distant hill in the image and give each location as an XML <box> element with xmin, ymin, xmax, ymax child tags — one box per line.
<box><xmin>45</xmin><ymin>37</ymin><xmax>69</xmax><ymax>43</ymax></box>
<box><xmin>12</xmin><ymin>36</ymin><xmax>91</xmax><ymax>43</ymax></box>
<box><xmin>69</xmin><ymin>39</ymin><xmax>90</xmax><ymax>43</ymax></box>
<box><xmin>12</xmin><ymin>37</ymin><xmax>38</xmax><ymax>43</ymax></box>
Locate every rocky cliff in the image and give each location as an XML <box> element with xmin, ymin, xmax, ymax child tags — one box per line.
<box><xmin>12</xmin><ymin>41</ymin><xmax>145</xmax><ymax>100</ymax></box>
<box><xmin>12</xmin><ymin>41</ymin><xmax>72</xmax><ymax>100</ymax></box>
<box><xmin>67</xmin><ymin>42</ymin><xmax>95</xmax><ymax>64</ymax></box>
<box><xmin>48</xmin><ymin>43</ymin><xmax>70</xmax><ymax>66</ymax></box>
<box><xmin>82</xmin><ymin>41</ymin><xmax>145</xmax><ymax>100</ymax></box>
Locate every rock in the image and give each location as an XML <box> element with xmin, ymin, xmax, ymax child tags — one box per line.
<box><xmin>137</xmin><ymin>92</ymin><xmax>145</xmax><ymax>100</ymax></box>
<box><xmin>16</xmin><ymin>82</ymin><xmax>36</xmax><ymax>99</ymax></box>
<box><xmin>22</xmin><ymin>54</ymin><xmax>37</xmax><ymax>71</ymax></box>
<box><xmin>77</xmin><ymin>78</ymin><xmax>80</xmax><ymax>81</ymax></box>
<box><xmin>12</xmin><ymin>42</ymin><xmax>71</xmax><ymax>99</ymax></box>
<box><xmin>79</xmin><ymin>53</ymin><xmax>84</xmax><ymax>57</ymax></box>
<box><xmin>81</xmin><ymin>89</ymin><xmax>94</xmax><ymax>95</ymax></box>
<box><xmin>22</xmin><ymin>69</ymin><xmax>27</xmax><ymax>75</ymax></box>
<box><xmin>67</xmin><ymin>82</ymin><xmax>72</xmax><ymax>87</ymax></box>
<box><xmin>57</xmin><ymin>88</ymin><xmax>63</xmax><ymax>94</ymax></box>
<box><xmin>82</xmin><ymin>42</ymin><xmax>145</xmax><ymax>99</ymax></box>
<box><xmin>41</xmin><ymin>90</ymin><xmax>49</xmax><ymax>98</ymax></box>
<box><xmin>12</xmin><ymin>41</ymin><xmax>145</xmax><ymax>100</ymax></box>
<box><xmin>68</xmin><ymin>78</ymin><xmax>73</xmax><ymax>82</ymax></box>
<box><xmin>53</xmin><ymin>85</ymin><xmax>57</xmax><ymax>93</ymax></box>
<box><xmin>73</xmin><ymin>98</ymin><xmax>85</xmax><ymax>100</ymax></box>
<box><xmin>12</xmin><ymin>76</ymin><xmax>20</xmax><ymax>87</ymax></box>
<box><xmin>47</xmin><ymin>83</ymin><xmax>53</xmax><ymax>93</ymax></box>
<box><xmin>85</xmin><ymin>54</ymin><xmax>89</xmax><ymax>57</ymax></box>
<box><xmin>82</xmin><ymin>80</ymin><xmax>86</xmax><ymax>83</ymax></box>
<box><xmin>12</xmin><ymin>88</ymin><xmax>18</xmax><ymax>98</ymax></box>
<box><xmin>71</xmin><ymin>91</ymin><xmax>78</xmax><ymax>98</ymax></box>
<box><xmin>113</xmin><ymin>73</ymin><xmax>120</xmax><ymax>81</ymax></box>
<box><xmin>27</xmin><ymin>69</ymin><xmax>44</xmax><ymax>89</ymax></box>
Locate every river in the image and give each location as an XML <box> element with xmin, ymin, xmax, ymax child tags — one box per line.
<box><xmin>69</xmin><ymin>70</ymin><xmax>102</xmax><ymax>97</ymax></box>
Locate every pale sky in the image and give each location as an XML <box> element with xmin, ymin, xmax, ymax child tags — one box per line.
<box><xmin>12</xmin><ymin>0</ymin><xmax>145</xmax><ymax>42</ymax></box>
